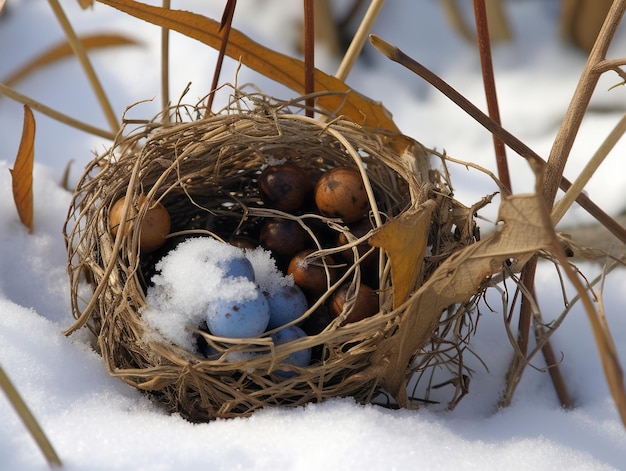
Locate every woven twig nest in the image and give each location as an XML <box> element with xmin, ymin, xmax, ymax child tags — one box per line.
<box><xmin>64</xmin><ymin>93</ymin><xmax>478</xmax><ymax>422</ymax></box>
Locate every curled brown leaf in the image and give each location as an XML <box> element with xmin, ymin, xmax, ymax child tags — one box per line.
<box><xmin>10</xmin><ymin>105</ymin><xmax>36</xmax><ymax>234</ymax></box>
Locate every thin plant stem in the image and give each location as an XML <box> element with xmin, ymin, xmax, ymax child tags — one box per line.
<box><xmin>543</xmin><ymin>0</ymin><xmax>626</xmax><ymax>208</ymax></box>
<box><xmin>536</xmin><ymin>320</ymin><xmax>574</xmax><ymax>408</ymax></box>
<box><xmin>206</xmin><ymin>0</ymin><xmax>237</xmax><ymax>116</ymax></box>
<box><xmin>335</xmin><ymin>0</ymin><xmax>385</xmax><ymax>82</ymax></box>
<box><xmin>161</xmin><ymin>0</ymin><xmax>171</xmax><ymax>122</ymax></box>
<box><xmin>514</xmin><ymin>0</ymin><xmax>626</xmax><ymax>410</ymax></box>
<box><xmin>369</xmin><ymin>34</ymin><xmax>626</xmax><ymax>245</ymax></box>
<box><xmin>552</xmin><ymin>112</ymin><xmax>626</xmax><ymax>225</ymax></box>
<box><xmin>304</xmin><ymin>0</ymin><xmax>315</xmax><ymax>117</ymax></box>
<box><xmin>47</xmin><ymin>0</ymin><xmax>119</xmax><ymax>133</ymax></box>
<box><xmin>473</xmin><ymin>0</ymin><xmax>511</xmax><ymax>193</ymax></box>
<box><xmin>0</xmin><ymin>365</ymin><xmax>62</xmax><ymax>468</ymax></box>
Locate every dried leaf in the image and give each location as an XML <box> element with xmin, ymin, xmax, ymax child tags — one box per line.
<box><xmin>370</xmin><ymin>202</ymin><xmax>435</xmax><ymax>308</ymax></box>
<box><xmin>77</xmin><ymin>0</ymin><xmax>94</xmax><ymax>8</ymax></box>
<box><xmin>374</xmin><ymin>192</ymin><xmax>553</xmax><ymax>404</ymax></box>
<box><xmin>94</xmin><ymin>0</ymin><xmax>410</xmax><ymax>151</ymax></box>
<box><xmin>3</xmin><ymin>33</ymin><xmax>139</xmax><ymax>87</ymax></box>
<box><xmin>10</xmin><ymin>105</ymin><xmax>36</xmax><ymax>234</ymax></box>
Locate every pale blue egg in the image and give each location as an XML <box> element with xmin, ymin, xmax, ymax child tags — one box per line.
<box><xmin>205</xmin><ymin>289</ymin><xmax>270</xmax><ymax>338</ymax></box>
<box><xmin>271</xmin><ymin>325</ymin><xmax>311</xmax><ymax>376</ymax></box>
<box><xmin>204</xmin><ymin>343</ymin><xmax>261</xmax><ymax>362</ymax></box>
<box><xmin>265</xmin><ymin>284</ymin><xmax>308</xmax><ymax>329</ymax></box>
<box><xmin>217</xmin><ymin>255</ymin><xmax>255</xmax><ymax>282</ymax></box>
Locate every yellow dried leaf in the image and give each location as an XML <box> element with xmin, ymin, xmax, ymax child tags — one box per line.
<box><xmin>10</xmin><ymin>105</ymin><xmax>36</xmax><ymax>234</ymax></box>
<box><xmin>374</xmin><ymin>192</ymin><xmax>553</xmax><ymax>404</ymax></box>
<box><xmin>370</xmin><ymin>202</ymin><xmax>435</xmax><ymax>308</ymax></box>
<box><xmin>3</xmin><ymin>33</ymin><xmax>140</xmax><ymax>87</ymax></box>
<box><xmin>94</xmin><ymin>0</ymin><xmax>410</xmax><ymax>152</ymax></box>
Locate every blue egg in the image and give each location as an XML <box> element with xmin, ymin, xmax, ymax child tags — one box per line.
<box><xmin>204</xmin><ymin>343</ymin><xmax>262</xmax><ymax>363</ymax></box>
<box><xmin>205</xmin><ymin>289</ymin><xmax>270</xmax><ymax>338</ymax></box>
<box><xmin>217</xmin><ymin>255</ymin><xmax>255</xmax><ymax>282</ymax></box>
<box><xmin>204</xmin><ymin>344</ymin><xmax>220</xmax><ymax>360</ymax></box>
<box><xmin>224</xmin><ymin>348</ymin><xmax>262</xmax><ymax>363</ymax></box>
<box><xmin>271</xmin><ymin>325</ymin><xmax>311</xmax><ymax>377</ymax></box>
<box><xmin>265</xmin><ymin>284</ymin><xmax>309</xmax><ymax>329</ymax></box>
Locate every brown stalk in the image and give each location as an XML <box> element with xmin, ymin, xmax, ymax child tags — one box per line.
<box><xmin>544</xmin><ymin>0</ymin><xmax>626</xmax><ymax>209</ymax></box>
<box><xmin>508</xmin><ymin>0</ymin><xmax>626</xmax><ymax>410</ymax></box>
<box><xmin>474</xmin><ymin>0</ymin><xmax>568</xmax><ymax>406</ymax></box>
<box><xmin>161</xmin><ymin>0</ymin><xmax>170</xmax><ymax>121</ymax></box>
<box><xmin>206</xmin><ymin>0</ymin><xmax>237</xmax><ymax>116</ymax></box>
<box><xmin>0</xmin><ymin>365</ymin><xmax>62</xmax><ymax>468</ymax></box>
<box><xmin>368</xmin><ymin>34</ymin><xmax>626</xmax><ymax>246</ymax></box>
<box><xmin>473</xmin><ymin>0</ymin><xmax>511</xmax><ymax>193</ymax></box>
<box><xmin>304</xmin><ymin>0</ymin><xmax>315</xmax><ymax>117</ymax></box>
<box><xmin>552</xmin><ymin>112</ymin><xmax>626</xmax><ymax>225</ymax></box>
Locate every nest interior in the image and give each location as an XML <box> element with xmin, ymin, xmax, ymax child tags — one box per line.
<box><xmin>64</xmin><ymin>95</ymin><xmax>479</xmax><ymax>422</ymax></box>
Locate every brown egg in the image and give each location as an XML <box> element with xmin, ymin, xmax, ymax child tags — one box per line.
<box><xmin>287</xmin><ymin>249</ymin><xmax>337</xmax><ymax>297</ymax></box>
<box><xmin>337</xmin><ymin>218</ymin><xmax>379</xmax><ymax>286</ymax></box>
<box><xmin>337</xmin><ymin>218</ymin><xmax>376</xmax><ymax>263</ymax></box>
<box><xmin>329</xmin><ymin>282</ymin><xmax>379</xmax><ymax>325</ymax></box>
<box><xmin>314</xmin><ymin>166</ymin><xmax>370</xmax><ymax>223</ymax></box>
<box><xmin>259</xmin><ymin>218</ymin><xmax>308</xmax><ymax>256</ymax></box>
<box><xmin>109</xmin><ymin>194</ymin><xmax>171</xmax><ymax>253</ymax></box>
<box><xmin>258</xmin><ymin>162</ymin><xmax>309</xmax><ymax>212</ymax></box>
<box><xmin>227</xmin><ymin>235</ymin><xmax>258</xmax><ymax>250</ymax></box>
<box><xmin>301</xmin><ymin>305</ymin><xmax>332</xmax><ymax>336</ymax></box>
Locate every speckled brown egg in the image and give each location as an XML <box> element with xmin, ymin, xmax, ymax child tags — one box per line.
<box><xmin>259</xmin><ymin>218</ymin><xmax>308</xmax><ymax>256</ymax></box>
<box><xmin>109</xmin><ymin>194</ymin><xmax>171</xmax><ymax>253</ymax></box>
<box><xmin>337</xmin><ymin>218</ymin><xmax>376</xmax><ymax>263</ymax></box>
<box><xmin>258</xmin><ymin>162</ymin><xmax>309</xmax><ymax>212</ymax></box>
<box><xmin>314</xmin><ymin>166</ymin><xmax>370</xmax><ymax>223</ymax></box>
<box><xmin>287</xmin><ymin>249</ymin><xmax>337</xmax><ymax>297</ymax></box>
<box><xmin>329</xmin><ymin>282</ymin><xmax>379</xmax><ymax>325</ymax></box>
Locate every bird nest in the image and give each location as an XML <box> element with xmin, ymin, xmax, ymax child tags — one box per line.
<box><xmin>64</xmin><ymin>92</ymin><xmax>481</xmax><ymax>422</ymax></box>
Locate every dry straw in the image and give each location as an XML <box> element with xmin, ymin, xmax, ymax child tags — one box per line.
<box><xmin>63</xmin><ymin>90</ymin><xmax>479</xmax><ymax>422</ymax></box>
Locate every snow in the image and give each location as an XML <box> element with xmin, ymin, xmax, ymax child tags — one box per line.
<box><xmin>1</xmin><ymin>0</ymin><xmax>626</xmax><ymax>469</ymax></box>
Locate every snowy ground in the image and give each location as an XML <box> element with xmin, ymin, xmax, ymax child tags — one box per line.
<box><xmin>1</xmin><ymin>1</ymin><xmax>626</xmax><ymax>469</ymax></box>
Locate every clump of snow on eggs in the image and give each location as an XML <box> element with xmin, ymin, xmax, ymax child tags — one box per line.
<box><xmin>142</xmin><ymin>237</ymin><xmax>310</xmax><ymax>365</ymax></box>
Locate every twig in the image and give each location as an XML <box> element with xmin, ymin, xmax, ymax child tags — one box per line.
<box><xmin>593</xmin><ymin>57</ymin><xmax>626</xmax><ymax>73</ymax></box>
<box><xmin>473</xmin><ymin>0</ymin><xmax>511</xmax><ymax>192</ymax></box>
<box><xmin>206</xmin><ymin>0</ymin><xmax>237</xmax><ymax>116</ymax></box>
<box><xmin>161</xmin><ymin>0</ymin><xmax>170</xmax><ymax>121</ymax></box>
<box><xmin>543</xmin><ymin>0</ymin><xmax>626</xmax><ymax>208</ymax></box>
<box><xmin>304</xmin><ymin>0</ymin><xmax>315</xmax><ymax>117</ymax></box>
<box><xmin>335</xmin><ymin>0</ymin><xmax>385</xmax><ymax>82</ymax></box>
<box><xmin>510</xmin><ymin>0</ymin><xmax>626</xmax><ymax>413</ymax></box>
<box><xmin>552</xmin><ymin>112</ymin><xmax>626</xmax><ymax>225</ymax></box>
<box><xmin>47</xmin><ymin>0</ymin><xmax>119</xmax><ymax>133</ymax></box>
<box><xmin>0</xmin><ymin>365</ymin><xmax>62</xmax><ymax>468</ymax></box>
<box><xmin>368</xmin><ymin>34</ymin><xmax>626</xmax><ymax>245</ymax></box>
<box><xmin>536</xmin><ymin>321</ymin><xmax>574</xmax><ymax>408</ymax></box>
